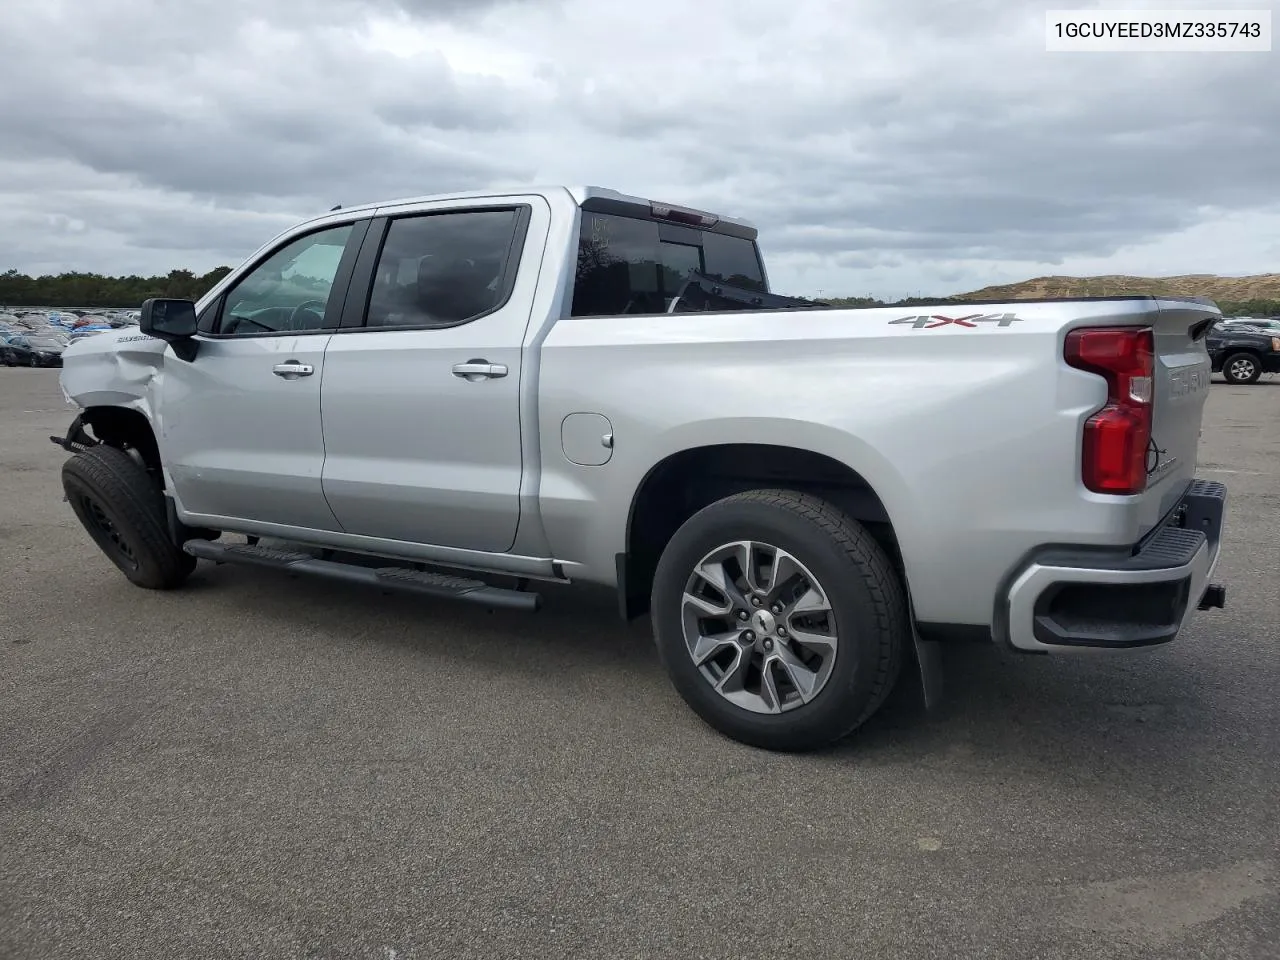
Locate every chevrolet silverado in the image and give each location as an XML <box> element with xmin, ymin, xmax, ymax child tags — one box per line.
<box><xmin>54</xmin><ymin>186</ymin><xmax>1229</xmax><ymax>751</ymax></box>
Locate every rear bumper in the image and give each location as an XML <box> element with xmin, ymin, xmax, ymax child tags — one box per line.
<box><xmin>1003</xmin><ymin>479</ymin><xmax>1227</xmax><ymax>652</ymax></box>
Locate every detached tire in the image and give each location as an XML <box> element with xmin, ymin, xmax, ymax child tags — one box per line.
<box><xmin>62</xmin><ymin>445</ymin><xmax>196</xmax><ymax>589</ymax></box>
<box><xmin>651</xmin><ymin>489</ymin><xmax>908</xmax><ymax>752</ymax></box>
<box><xmin>1222</xmin><ymin>352</ymin><xmax>1262</xmax><ymax>384</ymax></box>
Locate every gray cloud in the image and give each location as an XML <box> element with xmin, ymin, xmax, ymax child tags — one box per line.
<box><xmin>0</xmin><ymin>0</ymin><xmax>1276</xmax><ymax>298</ymax></box>
<box><xmin>0</xmin><ymin>11</ymin><xmax>531</xmax><ymax>206</ymax></box>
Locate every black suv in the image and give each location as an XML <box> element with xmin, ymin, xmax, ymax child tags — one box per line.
<box><xmin>1205</xmin><ymin>321</ymin><xmax>1280</xmax><ymax>384</ymax></box>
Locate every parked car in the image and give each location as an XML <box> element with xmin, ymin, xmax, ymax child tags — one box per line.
<box><xmin>1225</xmin><ymin>318</ymin><xmax>1280</xmax><ymax>335</ymax></box>
<box><xmin>2</xmin><ymin>334</ymin><xmax>66</xmax><ymax>367</ymax></box>
<box><xmin>54</xmin><ymin>185</ymin><xmax>1228</xmax><ymax>751</ymax></box>
<box><xmin>1205</xmin><ymin>320</ymin><xmax>1280</xmax><ymax>384</ymax></box>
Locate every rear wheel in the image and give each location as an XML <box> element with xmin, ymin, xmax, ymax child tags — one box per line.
<box><xmin>62</xmin><ymin>445</ymin><xmax>196</xmax><ymax>589</ymax></box>
<box><xmin>1222</xmin><ymin>352</ymin><xmax>1262</xmax><ymax>384</ymax></box>
<box><xmin>651</xmin><ymin>489</ymin><xmax>907</xmax><ymax>752</ymax></box>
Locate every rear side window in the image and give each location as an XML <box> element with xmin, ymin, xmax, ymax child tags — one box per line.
<box><xmin>571</xmin><ymin>211</ymin><xmax>766</xmax><ymax>317</ymax></box>
<box><xmin>365</xmin><ymin>209</ymin><xmax>522</xmax><ymax>329</ymax></box>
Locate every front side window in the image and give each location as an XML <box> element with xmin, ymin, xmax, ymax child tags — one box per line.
<box><xmin>217</xmin><ymin>223</ymin><xmax>354</xmax><ymax>336</ymax></box>
<box><xmin>364</xmin><ymin>209</ymin><xmax>521</xmax><ymax>329</ymax></box>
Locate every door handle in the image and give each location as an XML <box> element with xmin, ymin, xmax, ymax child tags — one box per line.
<box><xmin>273</xmin><ymin>361</ymin><xmax>314</xmax><ymax>378</ymax></box>
<box><xmin>452</xmin><ymin>360</ymin><xmax>508</xmax><ymax>380</ymax></box>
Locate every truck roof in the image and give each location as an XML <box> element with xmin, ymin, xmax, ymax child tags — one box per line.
<box><xmin>311</xmin><ymin>185</ymin><xmax>759</xmax><ymax>238</ymax></box>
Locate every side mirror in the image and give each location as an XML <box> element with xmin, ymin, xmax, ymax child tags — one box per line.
<box><xmin>140</xmin><ymin>298</ymin><xmax>198</xmax><ymax>339</ymax></box>
<box><xmin>139</xmin><ymin>298</ymin><xmax>199</xmax><ymax>361</ymax></box>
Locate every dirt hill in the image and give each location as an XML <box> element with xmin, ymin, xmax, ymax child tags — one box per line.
<box><xmin>957</xmin><ymin>274</ymin><xmax>1280</xmax><ymax>302</ymax></box>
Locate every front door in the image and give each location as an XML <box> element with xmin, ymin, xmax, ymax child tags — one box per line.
<box><xmin>158</xmin><ymin>219</ymin><xmax>366</xmax><ymax>531</ymax></box>
<box><xmin>319</xmin><ymin>198</ymin><xmax>549</xmax><ymax>552</ymax></box>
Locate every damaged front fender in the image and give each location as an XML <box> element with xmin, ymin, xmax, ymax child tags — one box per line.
<box><xmin>59</xmin><ymin>329</ymin><xmax>167</xmax><ymax>423</ymax></box>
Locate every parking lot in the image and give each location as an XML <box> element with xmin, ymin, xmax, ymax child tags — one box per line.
<box><xmin>1</xmin><ymin>367</ymin><xmax>1276</xmax><ymax>960</ymax></box>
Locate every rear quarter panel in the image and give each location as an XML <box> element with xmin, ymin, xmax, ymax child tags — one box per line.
<box><xmin>536</xmin><ymin>298</ymin><xmax>1186</xmax><ymax>627</ymax></box>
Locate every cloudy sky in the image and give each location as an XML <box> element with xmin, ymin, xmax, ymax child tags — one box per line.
<box><xmin>1</xmin><ymin>0</ymin><xmax>1276</xmax><ymax>299</ymax></box>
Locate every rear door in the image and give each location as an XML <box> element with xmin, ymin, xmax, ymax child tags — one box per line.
<box><xmin>318</xmin><ymin>196</ymin><xmax>550</xmax><ymax>552</ymax></box>
<box><xmin>158</xmin><ymin>219</ymin><xmax>368</xmax><ymax>530</ymax></box>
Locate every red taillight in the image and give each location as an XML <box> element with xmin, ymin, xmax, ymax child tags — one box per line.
<box><xmin>1064</xmin><ymin>326</ymin><xmax>1154</xmax><ymax>495</ymax></box>
<box><xmin>649</xmin><ymin>201</ymin><xmax>720</xmax><ymax>228</ymax></box>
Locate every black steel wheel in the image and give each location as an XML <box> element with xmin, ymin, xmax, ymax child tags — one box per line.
<box><xmin>62</xmin><ymin>445</ymin><xmax>196</xmax><ymax>589</ymax></box>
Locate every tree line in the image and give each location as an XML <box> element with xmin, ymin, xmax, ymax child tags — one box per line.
<box><xmin>2</xmin><ymin>266</ymin><xmax>1276</xmax><ymax>317</ymax></box>
<box><xmin>0</xmin><ymin>267</ymin><xmax>233</xmax><ymax>309</ymax></box>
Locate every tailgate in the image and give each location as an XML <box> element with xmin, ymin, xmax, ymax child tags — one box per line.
<box><xmin>1141</xmin><ymin>299</ymin><xmax>1217</xmax><ymax>534</ymax></box>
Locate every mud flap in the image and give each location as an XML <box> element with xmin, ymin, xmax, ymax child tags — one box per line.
<box><xmin>904</xmin><ymin>582</ymin><xmax>944</xmax><ymax>710</ymax></box>
<box><xmin>911</xmin><ymin>622</ymin><xmax>945</xmax><ymax>710</ymax></box>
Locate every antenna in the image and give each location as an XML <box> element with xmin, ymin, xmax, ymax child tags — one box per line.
<box><xmin>329</xmin><ymin>204</ymin><xmax>342</xmax><ymax>211</ymax></box>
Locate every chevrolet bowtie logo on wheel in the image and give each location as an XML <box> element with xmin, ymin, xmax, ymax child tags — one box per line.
<box><xmin>889</xmin><ymin>312</ymin><xmax>1024</xmax><ymax>330</ymax></box>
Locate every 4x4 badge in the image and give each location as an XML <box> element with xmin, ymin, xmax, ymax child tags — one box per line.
<box><xmin>889</xmin><ymin>312</ymin><xmax>1024</xmax><ymax>330</ymax></box>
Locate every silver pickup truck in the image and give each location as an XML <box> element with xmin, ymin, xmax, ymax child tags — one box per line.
<box><xmin>54</xmin><ymin>185</ymin><xmax>1229</xmax><ymax>751</ymax></box>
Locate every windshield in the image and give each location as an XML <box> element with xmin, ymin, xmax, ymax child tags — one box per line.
<box><xmin>28</xmin><ymin>338</ymin><xmax>62</xmax><ymax>348</ymax></box>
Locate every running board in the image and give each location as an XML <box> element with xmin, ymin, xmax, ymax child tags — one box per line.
<box><xmin>182</xmin><ymin>540</ymin><xmax>541</xmax><ymax>612</ymax></box>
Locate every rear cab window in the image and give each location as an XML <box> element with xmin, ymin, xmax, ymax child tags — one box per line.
<box><xmin>570</xmin><ymin>203</ymin><xmax>769</xmax><ymax>318</ymax></box>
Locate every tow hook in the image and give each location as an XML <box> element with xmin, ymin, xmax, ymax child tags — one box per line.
<box><xmin>1198</xmin><ymin>583</ymin><xmax>1227</xmax><ymax>610</ymax></box>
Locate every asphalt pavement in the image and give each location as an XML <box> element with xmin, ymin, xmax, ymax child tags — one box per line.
<box><xmin>1</xmin><ymin>367</ymin><xmax>1276</xmax><ymax>960</ymax></box>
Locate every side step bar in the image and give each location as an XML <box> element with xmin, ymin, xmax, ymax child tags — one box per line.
<box><xmin>182</xmin><ymin>540</ymin><xmax>541</xmax><ymax>612</ymax></box>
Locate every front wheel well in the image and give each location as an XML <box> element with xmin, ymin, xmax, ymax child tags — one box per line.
<box><xmin>80</xmin><ymin>407</ymin><xmax>161</xmax><ymax>475</ymax></box>
<box><xmin>77</xmin><ymin>406</ymin><xmax>219</xmax><ymax>543</ymax></box>
<box><xmin>619</xmin><ymin>443</ymin><xmax>902</xmax><ymax>620</ymax></box>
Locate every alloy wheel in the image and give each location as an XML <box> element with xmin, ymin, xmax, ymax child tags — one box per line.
<box><xmin>680</xmin><ymin>540</ymin><xmax>839</xmax><ymax>715</ymax></box>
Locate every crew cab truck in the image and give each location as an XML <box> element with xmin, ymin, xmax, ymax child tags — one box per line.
<box><xmin>55</xmin><ymin>186</ymin><xmax>1229</xmax><ymax>752</ymax></box>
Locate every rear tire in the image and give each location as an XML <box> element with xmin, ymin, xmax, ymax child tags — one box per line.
<box><xmin>1222</xmin><ymin>352</ymin><xmax>1262</xmax><ymax>384</ymax></box>
<box><xmin>62</xmin><ymin>445</ymin><xmax>196</xmax><ymax>589</ymax></box>
<box><xmin>651</xmin><ymin>489</ymin><xmax>908</xmax><ymax>752</ymax></box>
